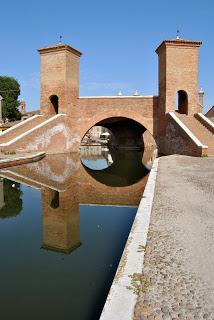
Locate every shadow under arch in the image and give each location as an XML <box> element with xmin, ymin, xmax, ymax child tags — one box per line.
<box><xmin>80</xmin><ymin>116</ymin><xmax>157</xmax><ymax>150</ymax></box>
<box><xmin>81</xmin><ymin>149</ymin><xmax>150</xmax><ymax>187</ymax></box>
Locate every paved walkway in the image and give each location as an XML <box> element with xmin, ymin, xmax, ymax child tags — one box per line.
<box><xmin>134</xmin><ymin>155</ymin><xmax>214</xmax><ymax>320</ymax></box>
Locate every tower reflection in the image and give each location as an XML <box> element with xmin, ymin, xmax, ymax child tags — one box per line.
<box><xmin>41</xmin><ymin>187</ymin><xmax>81</xmax><ymax>254</ymax></box>
<box><xmin>0</xmin><ymin>147</ymin><xmax>155</xmax><ymax>254</ymax></box>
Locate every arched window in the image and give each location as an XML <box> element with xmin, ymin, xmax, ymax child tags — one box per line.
<box><xmin>50</xmin><ymin>95</ymin><xmax>59</xmax><ymax>114</ymax></box>
<box><xmin>176</xmin><ymin>90</ymin><xmax>188</xmax><ymax>114</ymax></box>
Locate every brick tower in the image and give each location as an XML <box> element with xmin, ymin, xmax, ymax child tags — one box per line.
<box><xmin>156</xmin><ymin>38</ymin><xmax>202</xmax><ymax>123</ymax></box>
<box><xmin>38</xmin><ymin>44</ymin><xmax>82</xmax><ymax>117</ymax></box>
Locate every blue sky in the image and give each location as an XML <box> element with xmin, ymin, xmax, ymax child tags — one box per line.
<box><xmin>0</xmin><ymin>0</ymin><xmax>213</xmax><ymax>112</ymax></box>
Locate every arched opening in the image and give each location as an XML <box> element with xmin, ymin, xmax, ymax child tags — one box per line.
<box><xmin>80</xmin><ymin>117</ymin><xmax>158</xmax><ymax>186</ymax></box>
<box><xmin>81</xmin><ymin>117</ymin><xmax>150</xmax><ymax>150</ymax></box>
<box><xmin>50</xmin><ymin>191</ymin><xmax>59</xmax><ymax>209</ymax></box>
<box><xmin>176</xmin><ymin>90</ymin><xmax>188</xmax><ymax>114</ymax></box>
<box><xmin>50</xmin><ymin>95</ymin><xmax>59</xmax><ymax>114</ymax></box>
<box><xmin>80</xmin><ymin>126</ymin><xmax>114</xmax><ymax>171</ymax></box>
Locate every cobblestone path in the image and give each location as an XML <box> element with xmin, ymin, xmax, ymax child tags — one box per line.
<box><xmin>134</xmin><ymin>155</ymin><xmax>214</xmax><ymax>320</ymax></box>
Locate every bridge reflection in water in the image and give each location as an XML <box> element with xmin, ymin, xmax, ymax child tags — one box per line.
<box><xmin>0</xmin><ymin>146</ymin><xmax>156</xmax><ymax>320</ymax></box>
<box><xmin>0</xmin><ymin>146</ymin><xmax>156</xmax><ymax>254</ymax></box>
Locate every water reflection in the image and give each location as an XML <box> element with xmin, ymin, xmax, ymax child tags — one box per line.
<box><xmin>0</xmin><ymin>147</ymin><xmax>155</xmax><ymax>253</ymax></box>
<box><xmin>0</xmin><ymin>147</ymin><xmax>156</xmax><ymax>320</ymax></box>
<box><xmin>41</xmin><ymin>188</ymin><xmax>81</xmax><ymax>254</ymax></box>
<box><xmin>81</xmin><ymin>147</ymin><xmax>150</xmax><ymax>187</ymax></box>
<box><xmin>0</xmin><ymin>178</ymin><xmax>22</xmax><ymax>218</ymax></box>
<box><xmin>81</xmin><ymin>146</ymin><xmax>113</xmax><ymax>170</ymax></box>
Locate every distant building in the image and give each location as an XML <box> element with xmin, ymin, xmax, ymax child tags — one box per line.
<box><xmin>20</xmin><ymin>99</ymin><xmax>26</xmax><ymax>114</ymax></box>
<box><xmin>81</xmin><ymin>126</ymin><xmax>111</xmax><ymax>145</ymax></box>
<box><xmin>19</xmin><ymin>99</ymin><xmax>40</xmax><ymax>120</ymax></box>
<box><xmin>0</xmin><ymin>101</ymin><xmax>39</xmax><ymax>133</ymax></box>
<box><xmin>21</xmin><ymin>110</ymin><xmax>40</xmax><ymax>120</ymax></box>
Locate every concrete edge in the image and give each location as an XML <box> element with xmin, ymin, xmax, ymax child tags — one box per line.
<box><xmin>99</xmin><ymin>158</ymin><xmax>159</xmax><ymax>320</ymax></box>
<box><xmin>0</xmin><ymin>152</ymin><xmax>46</xmax><ymax>169</ymax></box>
<box><xmin>0</xmin><ymin>115</ymin><xmax>42</xmax><ymax>137</ymax></box>
<box><xmin>169</xmin><ymin>112</ymin><xmax>208</xmax><ymax>149</ymax></box>
<box><xmin>0</xmin><ymin>114</ymin><xmax>66</xmax><ymax>147</ymax></box>
<box><xmin>198</xmin><ymin>113</ymin><xmax>214</xmax><ymax>130</ymax></box>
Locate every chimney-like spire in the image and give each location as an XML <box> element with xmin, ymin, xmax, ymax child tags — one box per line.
<box><xmin>20</xmin><ymin>99</ymin><xmax>26</xmax><ymax>114</ymax></box>
<box><xmin>198</xmin><ymin>88</ymin><xmax>204</xmax><ymax>111</ymax></box>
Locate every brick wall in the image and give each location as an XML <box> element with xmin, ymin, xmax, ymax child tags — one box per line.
<box><xmin>164</xmin><ymin>114</ymin><xmax>206</xmax><ymax>157</ymax></box>
<box><xmin>39</xmin><ymin>45</ymin><xmax>81</xmax><ymax>117</ymax></box>
<box><xmin>77</xmin><ymin>96</ymin><xmax>159</xmax><ymax>139</ymax></box>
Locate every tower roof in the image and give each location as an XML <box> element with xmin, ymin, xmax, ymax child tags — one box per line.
<box><xmin>38</xmin><ymin>43</ymin><xmax>82</xmax><ymax>57</ymax></box>
<box><xmin>156</xmin><ymin>38</ymin><xmax>202</xmax><ymax>54</ymax></box>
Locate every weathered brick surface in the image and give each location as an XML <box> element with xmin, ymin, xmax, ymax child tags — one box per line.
<box><xmin>2</xmin><ymin>115</ymin><xmax>80</xmax><ymax>154</ymax></box>
<box><xmin>157</xmin><ymin>40</ymin><xmax>202</xmax><ymax>116</ymax></box>
<box><xmin>164</xmin><ymin>113</ymin><xmax>206</xmax><ymax>157</ymax></box>
<box><xmin>176</xmin><ymin>113</ymin><xmax>214</xmax><ymax>156</ymax></box>
<box><xmin>0</xmin><ymin>116</ymin><xmax>47</xmax><ymax>144</ymax></box>
<box><xmin>156</xmin><ymin>40</ymin><xmax>202</xmax><ymax>139</ymax></box>
<box><xmin>39</xmin><ymin>45</ymin><xmax>81</xmax><ymax>117</ymax></box>
<box><xmin>77</xmin><ymin>97</ymin><xmax>159</xmax><ymax>139</ymax></box>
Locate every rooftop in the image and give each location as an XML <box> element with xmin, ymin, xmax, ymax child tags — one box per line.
<box><xmin>38</xmin><ymin>43</ymin><xmax>82</xmax><ymax>57</ymax></box>
<box><xmin>156</xmin><ymin>38</ymin><xmax>202</xmax><ymax>53</ymax></box>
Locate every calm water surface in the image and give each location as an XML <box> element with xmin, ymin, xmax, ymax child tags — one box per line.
<box><xmin>0</xmin><ymin>147</ymin><xmax>155</xmax><ymax>320</ymax></box>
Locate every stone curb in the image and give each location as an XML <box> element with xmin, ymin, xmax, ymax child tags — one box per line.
<box><xmin>0</xmin><ymin>152</ymin><xmax>46</xmax><ymax>169</ymax></box>
<box><xmin>99</xmin><ymin>158</ymin><xmax>159</xmax><ymax>320</ymax></box>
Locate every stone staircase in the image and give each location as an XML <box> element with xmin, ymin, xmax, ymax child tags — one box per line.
<box><xmin>0</xmin><ymin>115</ymin><xmax>48</xmax><ymax>144</ymax></box>
<box><xmin>0</xmin><ymin>114</ymin><xmax>73</xmax><ymax>154</ymax></box>
<box><xmin>176</xmin><ymin>113</ymin><xmax>214</xmax><ymax>156</ymax></box>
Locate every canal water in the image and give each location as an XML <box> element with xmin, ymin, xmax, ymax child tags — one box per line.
<box><xmin>0</xmin><ymin>146</ymin><xmax>155</xmax><ymax>320</ymax></box>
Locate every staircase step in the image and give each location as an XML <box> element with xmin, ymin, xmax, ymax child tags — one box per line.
<box><xmin>175</xmin><ymin>112</ymin><xmax>214</xmax><ymax>155</ymax></box>
<box><xmin>0</xmin><ymin>116</ymin><xmax>48</xmax><ymax>144</ymax></box>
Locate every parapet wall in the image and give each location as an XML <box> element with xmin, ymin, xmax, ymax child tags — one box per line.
<box><xmin>77</xmin><ymin>96</ymin><xmax>159</xmax><ymax>139</ymax></box>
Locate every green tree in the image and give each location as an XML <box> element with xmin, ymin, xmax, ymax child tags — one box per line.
<box><xmin>0</xmin><ymin>179</ymin><xmax>23</xmax><ymax>219</ymax></box>
<box><xmin>0</xmin><ymin>76</ymin><xmax>21</xmax><ymax>120</ymax></box>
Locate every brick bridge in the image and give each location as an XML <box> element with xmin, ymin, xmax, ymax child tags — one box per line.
<box><xmin>0</xmin><ymin>37</ymin><xmax>213</xmax><ymax>156</ymax></box>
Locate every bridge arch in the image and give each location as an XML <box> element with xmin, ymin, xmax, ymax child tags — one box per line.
<box><xmin>80</xmin><ymin>110</ymin><xmax>153</xmax><ymax>138</ymax></box>
<box><xmin>80</xmin><ymin>111</ymin><xmax>156</xmax><ymax>150</ymax></box>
